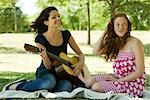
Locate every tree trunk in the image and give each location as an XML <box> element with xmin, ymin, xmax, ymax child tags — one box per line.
<box><xmin>87</xmin><ymin>0</ymin><xmax>91</xmax><ymax>45</ymax></box>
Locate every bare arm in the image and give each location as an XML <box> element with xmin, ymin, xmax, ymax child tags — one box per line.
<box><xmin>68</xmin><ymin>36</ymin><xmax>85</xmax><ymax>76</ymax></box>
<box><xmin>36</xmin><ymin>43</ymin><xmax>52</xmax><ymax>70</ymax></box>
<box><xmin>93</xmin><ymin>31</ymin><xmax>106</xmax><ymax>55</ymax></box>
<box><xmin>68</xmin><ymin>36</ymin><xmax>85</xmax><ymax>64</ymax></box>
<box><xmin>118</xmin><ymin>38</ymin><xmax>145</xmax><ymax>82</ymax></box>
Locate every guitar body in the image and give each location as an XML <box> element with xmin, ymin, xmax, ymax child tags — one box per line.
<box><xmin>59</xmin><ymin>52</ymin><xmax>90</xmax><ymax>84</ymax></box>
<box><xmin>60</xmin><ymin>52</ymin><xmax>78</xmax><ymax>75</ymax></box>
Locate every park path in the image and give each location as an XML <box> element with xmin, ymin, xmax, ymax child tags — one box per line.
<box><xmin>0</xmin><ymin>53</ymin><xmax>114</xmax><ymax>75</ymax></box>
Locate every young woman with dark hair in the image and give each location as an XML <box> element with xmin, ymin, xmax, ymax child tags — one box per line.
<box><xmin>5</xmin><ymin>6</ymin><xmax>85</xmax><ymax>92</ymax></box>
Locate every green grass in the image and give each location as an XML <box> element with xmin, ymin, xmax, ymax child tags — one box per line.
<box><xmin>146</xmin><ymin>75</ymin><xmax>150</xmax><ymax>86</ymax></box>
<box><xmin>144</xmin><ymin>44</ymin><xmax>150</xmax><ymax>57</ymax></box>
<box><xmin>0</xmin><ymin>72</ymin><xmax>34</xmax><ymax>91</ymax></box>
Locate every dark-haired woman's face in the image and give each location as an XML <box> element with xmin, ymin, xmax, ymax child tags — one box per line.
<box><xmin>114</xmin><ymin>17</ymin><xmax>128</xmax><ymax>37</ymax></box>
<box><xmin>45</xmin><ymin>10</ymin><xmax>61</xmax><ymax>28</ymax></box>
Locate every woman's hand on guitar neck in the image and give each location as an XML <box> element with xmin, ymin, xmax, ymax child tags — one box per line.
<box><xmin>73</xmin><ymin>62</ymin><xmax>84</xmax><ymax>76</ymax></box>
<box><xmin>39</xmin><ymin>48</ymin><xmax>47</xmax><ymax>59</ymax></box>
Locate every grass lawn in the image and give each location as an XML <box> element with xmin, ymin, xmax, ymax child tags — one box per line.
<box><xmin>0</xmin><ymin>32</ymin><xmax>150</xmax><ymax>96</ymax></box>
<box><xmin>0</xmin><ymin>72</ymin><xmax>34</xmax><ymax>91</ymax></box>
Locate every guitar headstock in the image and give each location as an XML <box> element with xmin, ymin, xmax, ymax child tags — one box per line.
<box><xmin>24</xmin><ymin>43</ymin><xmax>40</xmax><ymax>54</ymax></box>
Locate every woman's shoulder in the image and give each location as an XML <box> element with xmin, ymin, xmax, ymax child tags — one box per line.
<box><xmin>128</xmin><ymin>36</ymin><xmax>144</xmax><ymax>51</ymax></box>
<box><xmin>61</xmin><ymin>30</ymin><xmax>71</xmax><ymax>37</ymax></box>
<box><xmin>35</xmin><ymin>34</ymin><xmax>43</xmax><ymax>38</ymax></box>
<box><xmin>60</xmin><ymin>30</ymin><xmax>71</xmax><ymax>42</ymax></box>
<box><xmin>61</xmin><ymin>29</ymin><xmax>70</xmax><ymax>34</ymax></box>
<box><xmin>128</xmin><ymin>36</ymin><xmax>143</xmax><ymax>45</ymax></box>
<box><xmin>35</xmin><ymin>34</ymin><xmax>45</xmax><ymax>43</ymax></box>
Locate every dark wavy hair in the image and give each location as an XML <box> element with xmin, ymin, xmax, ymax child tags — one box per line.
<box><xmin>100</xmin><ymin>13</ymin><xmax>131</xmax><ymax>61</ymax></box>
<box><xmin>31</xmin><ymin>6</ymin><xmax>58</xmax><ymax>34</ymax></box>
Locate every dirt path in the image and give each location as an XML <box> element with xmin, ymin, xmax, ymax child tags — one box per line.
<box><xmin>1</xmin><ymin>53</ymin><xmax>150</xmax><ymax>74</ymax></box>
<box><xmin>0</xmin><ymin>53</ymin><xmax>114</xmax><ymax>74</ymax></box>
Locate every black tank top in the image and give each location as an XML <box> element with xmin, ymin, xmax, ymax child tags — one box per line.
<box><xmin>35</xmin><ymin>30</ymin><xmax>71</xmax><ymax>77</ymax></box>
<box><xmin>35</xmin><ymin>30</ymin><xmax>71</xmax><ymax>56</ymax></box>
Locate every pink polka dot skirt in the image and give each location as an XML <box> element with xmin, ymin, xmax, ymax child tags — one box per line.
<box><xmin>95</xmin><ymin>52</ymin><xmax>146</xmax><ymax>97</ymax></box>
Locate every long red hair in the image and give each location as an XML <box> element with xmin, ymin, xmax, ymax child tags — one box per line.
<box><xmin>100</xmin><ymin>13</ymin><xmax>131</xmax><ymax>61</ymax></box>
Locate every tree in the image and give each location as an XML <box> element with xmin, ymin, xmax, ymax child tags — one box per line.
<box><xmin>99</xmin><ymin>0</ymin><xmax>150</xmax><ymax>30</ymax></box>
<box><xmin>87</xmin><ymin>0</ymin><xmax>91</xmax><ymax>45</ymax></box>
<box><xmin>0</xmin><ymin>6</ymin><xmax>30</xmax><ymax>33</ymax></box>
<box><xmin>0</xmin><ymin>0</ymin><xmax>30</xmax><ymax>33</ymax></box>
<box><xmin>0</xmin><ymin>7</ymin><xmax>14</xmax><ymax>33</ymax></box>
<box><xmin>122</xmin><ymin>0</ymin><xmax>150</xmax><ymax>30</ymax></box>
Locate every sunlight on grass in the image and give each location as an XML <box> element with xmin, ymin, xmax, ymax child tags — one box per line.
<box><xmin>0</xmin><ymin>72</ymin><xmax>34</xmax><ymax>80</ymax></box>
<box><xmin>146</xmin><ymin>75</ymin><xmax>150</xmax><ymax>86</ymax></box>
<box><xmin>0</xmin><ymin>76</ymin><xmax>19</xmax><ymax>79</ymax></box>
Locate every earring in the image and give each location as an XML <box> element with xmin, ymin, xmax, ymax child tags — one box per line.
<box><xmin>44</xmin><ymin>21</ymin><xmax>48</xmax><ymax>25</ymax></box>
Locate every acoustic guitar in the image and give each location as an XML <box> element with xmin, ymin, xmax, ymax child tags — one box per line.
<box><xmin>24</xmin><ymin>43</ymin><xmax>90</xmax><ymax>83</ymax></box>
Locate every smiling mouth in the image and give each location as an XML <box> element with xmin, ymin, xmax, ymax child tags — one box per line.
<box><xmin>119</xmin><ymin>30</ymin><xmax>124</xmax><ymax>33</ymax></box>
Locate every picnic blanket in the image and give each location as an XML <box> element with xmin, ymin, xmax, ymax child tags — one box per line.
<box><xmin>0</xmin><ymin>79</ymin><xmax>150</xmax><ymax>99</ymax></box>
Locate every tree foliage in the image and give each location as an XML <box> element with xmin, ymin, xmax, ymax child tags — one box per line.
<box><xmin>35</xmin><ymin>0</ymin><xmax>150</xmax><ymax>30</ymax></box>
<box><xmin>0</xmin><ymin>7</ymin><xmax>14</xmax><ymax>33</ymax></box>
<box><xmin>0</xmin><ymin>0</ymin><xmax>30</xmax><ymax>33</ymax></box>
<box><xmin>100</xmin><ymin>0</ymin><xmax>150</xmax><ymax>30</ymax></box>
<box><xmin>0</xmin><ymin>6</ymin><xmax>30</xmax><ymax>33</ymax></box>
<box><xmin>122</xmin><ymin>0</ymin><xmax>150</xmax><ymax>30</ymax></box>
<box><xmin>0</xmin><ymin>0</ymin><xmax>149</xmax><ymax>33</ymax></box>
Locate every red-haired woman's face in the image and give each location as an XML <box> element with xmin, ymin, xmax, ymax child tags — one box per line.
<box><xmin>114</xmin><ymin>17</ymin><xmax>128</xmax><ymax>37</ymax></box>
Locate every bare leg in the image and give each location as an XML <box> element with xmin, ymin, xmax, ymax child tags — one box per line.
<box><xmin>78</xmin><ymin>64</ymin><xmax>90</xmax><ymax>83</ymax></box>
<box><xmin>91</xmin><ymin>82</ymin><xmax>105</xmax><ymax>92</ymax></box>
<box><xmin>85</xmin><ymin>76</ymin><xmax>96</xmax><ymax>88</ymax></box>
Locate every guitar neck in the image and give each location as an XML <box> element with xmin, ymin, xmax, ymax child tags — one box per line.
<box><xmin>24</xmin><ymin>43</ymin><xmax>72</xmax><ymax>67</ymax></box>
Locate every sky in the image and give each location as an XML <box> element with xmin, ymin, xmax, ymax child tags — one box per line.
<box><xmin>17</xmin><ymin>0</ymin><xmax>39</xmax><ymax>16</ymax></box>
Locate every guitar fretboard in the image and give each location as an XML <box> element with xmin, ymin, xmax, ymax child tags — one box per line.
<box><xmin>24</xmin><ymin>43</ymin><xmax>72</xmax><ymax>67</ymax></box>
